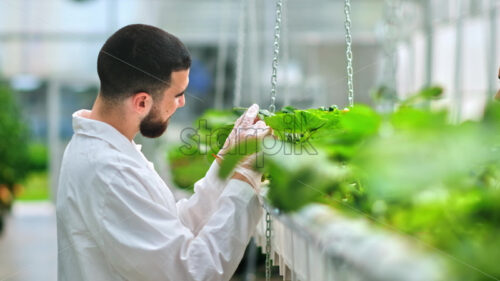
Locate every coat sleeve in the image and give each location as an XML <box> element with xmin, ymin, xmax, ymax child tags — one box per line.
<box><xmin>176</xmin><ymin>161</ymin><xmax>230</xmax><ymax>234</ymax></box>
<box><xmin>95</xmin><ymin>167</ymin><xmax>262</xmax><ymax>281</ymax></box>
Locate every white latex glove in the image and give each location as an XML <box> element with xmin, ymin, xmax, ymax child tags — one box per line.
<box><xmin>233</xmin><ymin>116</ymin><xmax>271</xmax><ymax>191</ymax></box>
<box><xmin>217</xmin><ymin>104</ymin><xmax>271</xmax><ymax>191</ymax></box>
<box><xmin>218</xmin><ymin>104</ymin><xmax>258</xmax><ymax>157</ymax></box>
<box><xmin>234</xmin><ymin>152</ymin><xmax>265</xmax><ymax>193</ymax></box>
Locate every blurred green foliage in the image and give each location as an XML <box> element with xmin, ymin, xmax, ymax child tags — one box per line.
<box><xmin>166</xmin><ymin>87</ymin><xmax>500</xmax><ymax>279</ymax></box>
<box><xmin>167</xmin><ymin>109</ymin><xmax>238</xmax><ymax>191</ymax></box>
<box><xmin>17</xmin><ymin>171</ymin><xmax>49</xmax><ymax>201</ymax></box>
<box><xmin>27</xmin><ymin>142</ymin><xmax>48</xmax><ymax>172</ymax></box>
<box><xmin>0</xmin><ymin>84</ymin><xmax>30</xmax><ymax>188</ymax></box>
<box><xmin>212</xmin><ymin>87</ymin><xmax>500</xmax><ymax>281</ymax></box>
<box><xmin>0</xmin><ymin>84</ymin><xmax>49</xmax><ymax>204</ymax></box>
<box><xmin>167</xmin><ymin>146</ymin><xmax>211</xmax><ymax>191</ymax></box>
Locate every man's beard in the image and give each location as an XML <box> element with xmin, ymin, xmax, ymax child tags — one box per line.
<box><xmin>139</xmin><ymin>107</ymin><xmax>169</xmax><ymax>138</ymax></box>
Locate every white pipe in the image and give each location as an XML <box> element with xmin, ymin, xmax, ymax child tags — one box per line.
<box><xmin>424</xmin><ymin>0</ymin><xmax>434</xmax><ymax>87</ymax></box>
<box><xmin>47</xmin><ymin>79</ymin><xmax>61</xmax><ymax>203</ymax></box>
<box><xmin>453</xmin><ymin>0</ymin><xmax>464</xmax><ymax>122</ymax></box>
<box><xmin>233</xmin><ymin>0</ymin><xmax>247</xmax><ymax>108</ymax></box>
<box><xmin>282</xmin><ymin>0</ymin><xmax>291</xmax><ymax>107</ymax></box>
<box><xmin>214</xmin><ymin>0</ymin><xmax>230</xmax><ymax>110</ymax></box>
<box><xmin>248</xmin><ymin>0</ymin><xmax>259</xmax><ymax>105</ymax></box>
<box><xmin>487</xmin><ymin>0</ymin><xmax>497</xmax><ymax>98</ymax></box>
<box><xmin>106</xmin><ymin>0</ymin><xmax>118</xmax><ymax>35</ymax></box>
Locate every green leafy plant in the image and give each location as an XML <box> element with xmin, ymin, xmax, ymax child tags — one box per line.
<box><xmin>0</xmin><ymin>83</ymin><xmax>30</xmax><ymax>208</ymax></box>
<box><xmin>210</xmin><ymin>87</ymin><xmax>500</xmax><ymax>280</ymax></box>
<box><xmin>166</xmin><ymin>86</ymin><xmax>500</xmax><ymax>280</ymax></box>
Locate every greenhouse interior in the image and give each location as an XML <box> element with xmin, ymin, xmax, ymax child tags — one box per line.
<box><xmin>0</xmin><ymin>0</ymin><xmax>499</xmax><ymax>280</ymax></box>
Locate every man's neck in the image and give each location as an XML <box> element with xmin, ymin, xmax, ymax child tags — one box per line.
<box><xmin>89</xmin><ymin>96</ymin><xmax>138</xmax><ymax>141</ymax></box>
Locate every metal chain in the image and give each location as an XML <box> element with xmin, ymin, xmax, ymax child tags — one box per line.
<box><xmin>269</xmin><ymin>0</ymin><xmax>283</xmax><ymax>113</ymax></box>
<box><xmin>265</xmin><ymin>1</ymin><xmax>283</xmax><ymax>279</ymax></box>
<box><xmin>266</xmin><ymin>1</ymin><xmax>282</xmax><ymax>279</ymax></box>
<box><xmin>344</xmin><ymin>0</ymin><xmax>355</xmax><ymax>107</ymax></box>
<box><xmin>265</xmin><ymin>211</ymin><xmax>272</xmax><ymax>281</ymax></box>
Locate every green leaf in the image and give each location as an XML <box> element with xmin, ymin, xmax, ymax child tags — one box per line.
<box><xmin>419</xmin><ymin>86</ymin><xmax>443</xmax><ymax>99</ymax></box>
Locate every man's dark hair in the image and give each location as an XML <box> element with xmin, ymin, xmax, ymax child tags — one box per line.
<box><xmin>97</xmin><ymin>24</ymin><xmax>191</xmax><ymax>102</ymax></box>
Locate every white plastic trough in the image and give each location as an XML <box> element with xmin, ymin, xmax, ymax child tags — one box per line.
<box><xmin>254</xmin><ymin>202</ymin><xmax>444</xmax><ymax>281</ymax></box>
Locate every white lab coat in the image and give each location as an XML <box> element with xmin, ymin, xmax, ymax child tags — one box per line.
<box><xmin>56</xmin><ymin>110</ymin><xmax>262</xmax><ymax>281</ymax></box>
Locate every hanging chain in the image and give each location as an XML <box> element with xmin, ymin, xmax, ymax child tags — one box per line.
<box><xmin>269</xmin><ymin>0</ymin><xmax>283</xmax><ymax>113</ymax></box>
<box><xmin>266</xmin><ymin>1</ymin><xmax>282</xmax><ymax>279</ymax></box>
<box><xmin>265</xmin><ymin>211</ymin><xmax>272</xmax><ymax>281</ymax></box>
<box><xmin>265</xmin><ymin>1</ymin><xmax>283</xmax><ymax>279</ymax></box>
<box><xmin>344</xmin><ymin>0</ymin><xmax>355</xmax><ymax>107</ymax></box>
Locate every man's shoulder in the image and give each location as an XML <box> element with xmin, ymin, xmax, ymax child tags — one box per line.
<box><xmin>58</xmin><ymin>134</ymin><xmax>153</xmax><ymax>203</ymax></box>
<box><xmin>62</xmin><ymin>134</ymin><xmax>145</xmax><ymax>179</ymax></box>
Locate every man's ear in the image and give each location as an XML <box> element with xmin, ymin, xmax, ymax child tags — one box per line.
<box><xmin>131</xmin><ymin>92</ymin><xmax>153</xmax><ymax>116</ymax></box>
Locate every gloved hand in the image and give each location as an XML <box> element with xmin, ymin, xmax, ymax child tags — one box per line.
<box><xmin>234</xmin><ymin>152</ymin><xmax>265</xmax><ymax>193</ymax></box>
<box><xmin>217</xmin><ymin>104</ymin><xmax>271</xmax><ymax>191</ymax></box>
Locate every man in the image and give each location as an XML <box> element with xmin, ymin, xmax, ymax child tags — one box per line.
<box><xmin>56</xmin><ymin>24</ymin><xmax>270</xmax><ymax>281</ymax></box>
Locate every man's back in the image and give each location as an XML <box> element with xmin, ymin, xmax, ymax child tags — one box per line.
<box><xmin>57</xmin><ymin>110</ymin><xmax>175</xmax><ymax>280</ymax></box>
<box><xmin>57</xmin><ymin>119</ymin><xmax>123</xmax><ymax>281</ymax></box>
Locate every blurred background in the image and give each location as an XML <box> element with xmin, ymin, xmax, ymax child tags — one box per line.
<box><xmin>0</xmin><ymin>0</ymin><xmax>498</xmax><ymax>280</ymax></box>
